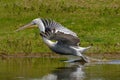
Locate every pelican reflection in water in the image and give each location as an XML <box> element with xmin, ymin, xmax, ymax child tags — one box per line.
<box><xmin>41</xmin><ymin>64</ymin><xmax>85</xmax><ymax>80</ymax></box>
<box><xmin>16</xmin><ymin>18</ymin><xmax>91</xmax><ymax>62</ymax></box>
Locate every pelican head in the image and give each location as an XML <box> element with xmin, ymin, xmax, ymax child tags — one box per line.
<box><xmin>15</xmin><ymin>18</ymin><xmax>45</xmax><ymax>32</ymax></box>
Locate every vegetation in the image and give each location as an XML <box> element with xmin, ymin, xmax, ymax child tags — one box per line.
<box><xmin>0</xmin><ymin>0</ymin><xmax>120</xmax><ymax>54</ymax></box>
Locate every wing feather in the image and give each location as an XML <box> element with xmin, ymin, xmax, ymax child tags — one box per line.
<box><xmin>53</xmin><ymin>31</ymin><xmax>80</xmax><ymax>46</ymax></box>
<box><xmin>40</xmin><ymin>18</ymin><xmax>80</xmax><ymax>46</ymax></box>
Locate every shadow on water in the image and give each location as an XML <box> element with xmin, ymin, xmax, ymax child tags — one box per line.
<box><xmin>0</xmin><ymin>57</ymin><xmax>120</xmax><ymax>80</ymax></box>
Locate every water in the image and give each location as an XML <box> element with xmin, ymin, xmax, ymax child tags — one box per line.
<box><xmin>0</xmin><ymin>58</ymin><xmax>119</xmax><ymax>80</ymax></box>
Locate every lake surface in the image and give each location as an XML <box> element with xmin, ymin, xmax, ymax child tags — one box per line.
<box><xmin>0</xmin><ymin>57</ymin><xmax>119</xmax><ymax>80</ymax></box>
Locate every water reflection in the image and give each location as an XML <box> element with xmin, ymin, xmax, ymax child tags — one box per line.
<box><xmin>0</xmin><ymin>58</ymin><xmax>119</xmax><ymax>80</ymax></box>
<box><xmin>40</xmin><ymin>64</ymin><xmax>85</xmax><ymax>80</ymax></box>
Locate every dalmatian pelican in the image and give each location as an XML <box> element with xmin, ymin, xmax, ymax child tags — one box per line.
<box><xmin>16</xmin><ymin>18</ymin><xmax>91</xmax><ymax>63</ymax></box>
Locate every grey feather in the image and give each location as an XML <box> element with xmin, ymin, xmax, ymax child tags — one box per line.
<box><xmin>41</xmin><ymin>18</ymin><xmax>78</xmax><ymax>37</ymax></box>
<box><xmin>40</xmin><ymin>18</ymin><xmax>80</xmax><ymax>46</ymax></box>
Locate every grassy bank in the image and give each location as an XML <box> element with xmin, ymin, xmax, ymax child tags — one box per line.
<box><xmin>0</xmin><ymin>0</ymin><xmax>120</xmax><ymax>54</ymax></box>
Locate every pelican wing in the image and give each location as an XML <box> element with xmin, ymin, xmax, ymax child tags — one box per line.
<box><xmin>52</xmin><ymin>31</ymin><xmax>80</xmax><ymax>46</ymax></box>
<box><xmin>41</xmin><ymin>18</ymin><xmax>78</xmax><ymax>37</ymax></box>
<box><xmin>41</xmin><ymin>18</ymin><xmax>80</xmax><ymax>46</ymax></box>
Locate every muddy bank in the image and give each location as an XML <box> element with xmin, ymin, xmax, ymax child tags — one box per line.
<box><xmin>86</xmin><ymin>53</ymin><xmax>120</xmax><ymax>60</ymax></box>
<box><xmin>0</xmin><ymin>52</ymin><xmax>119</xmax><ymax>60</ymax></box>
<box><xmin>0</xmin><ymin>52</ymin><xmax>63</xmax><ymax>59</ymax></box>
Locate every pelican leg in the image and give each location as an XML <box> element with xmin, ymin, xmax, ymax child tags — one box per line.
<box><xmin>76</xmin><ymin>53</ymin><xmax>89</xmax><ymax>63</ymax></box>
<box><xmin>80</xmin><ymin>55</ymin><xmax>89</xmax><ymax>63</ymax></box>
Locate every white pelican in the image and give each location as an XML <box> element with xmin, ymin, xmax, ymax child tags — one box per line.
<box><xmin>16</xmin><ymin>18</ymin><xmax>91</xmax><ymax>63</ymax></box>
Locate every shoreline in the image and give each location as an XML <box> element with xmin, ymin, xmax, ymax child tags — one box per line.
<box><xmin>0</xmin><ymin>52</ymin><xmax>119</xmax><ymax>60</ymax></box>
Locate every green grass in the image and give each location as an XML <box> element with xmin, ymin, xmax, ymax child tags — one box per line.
<box><xmin>0</xmin><ymin>0</ymin><xmax>120</xmax><ymax>54</ymax></box>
